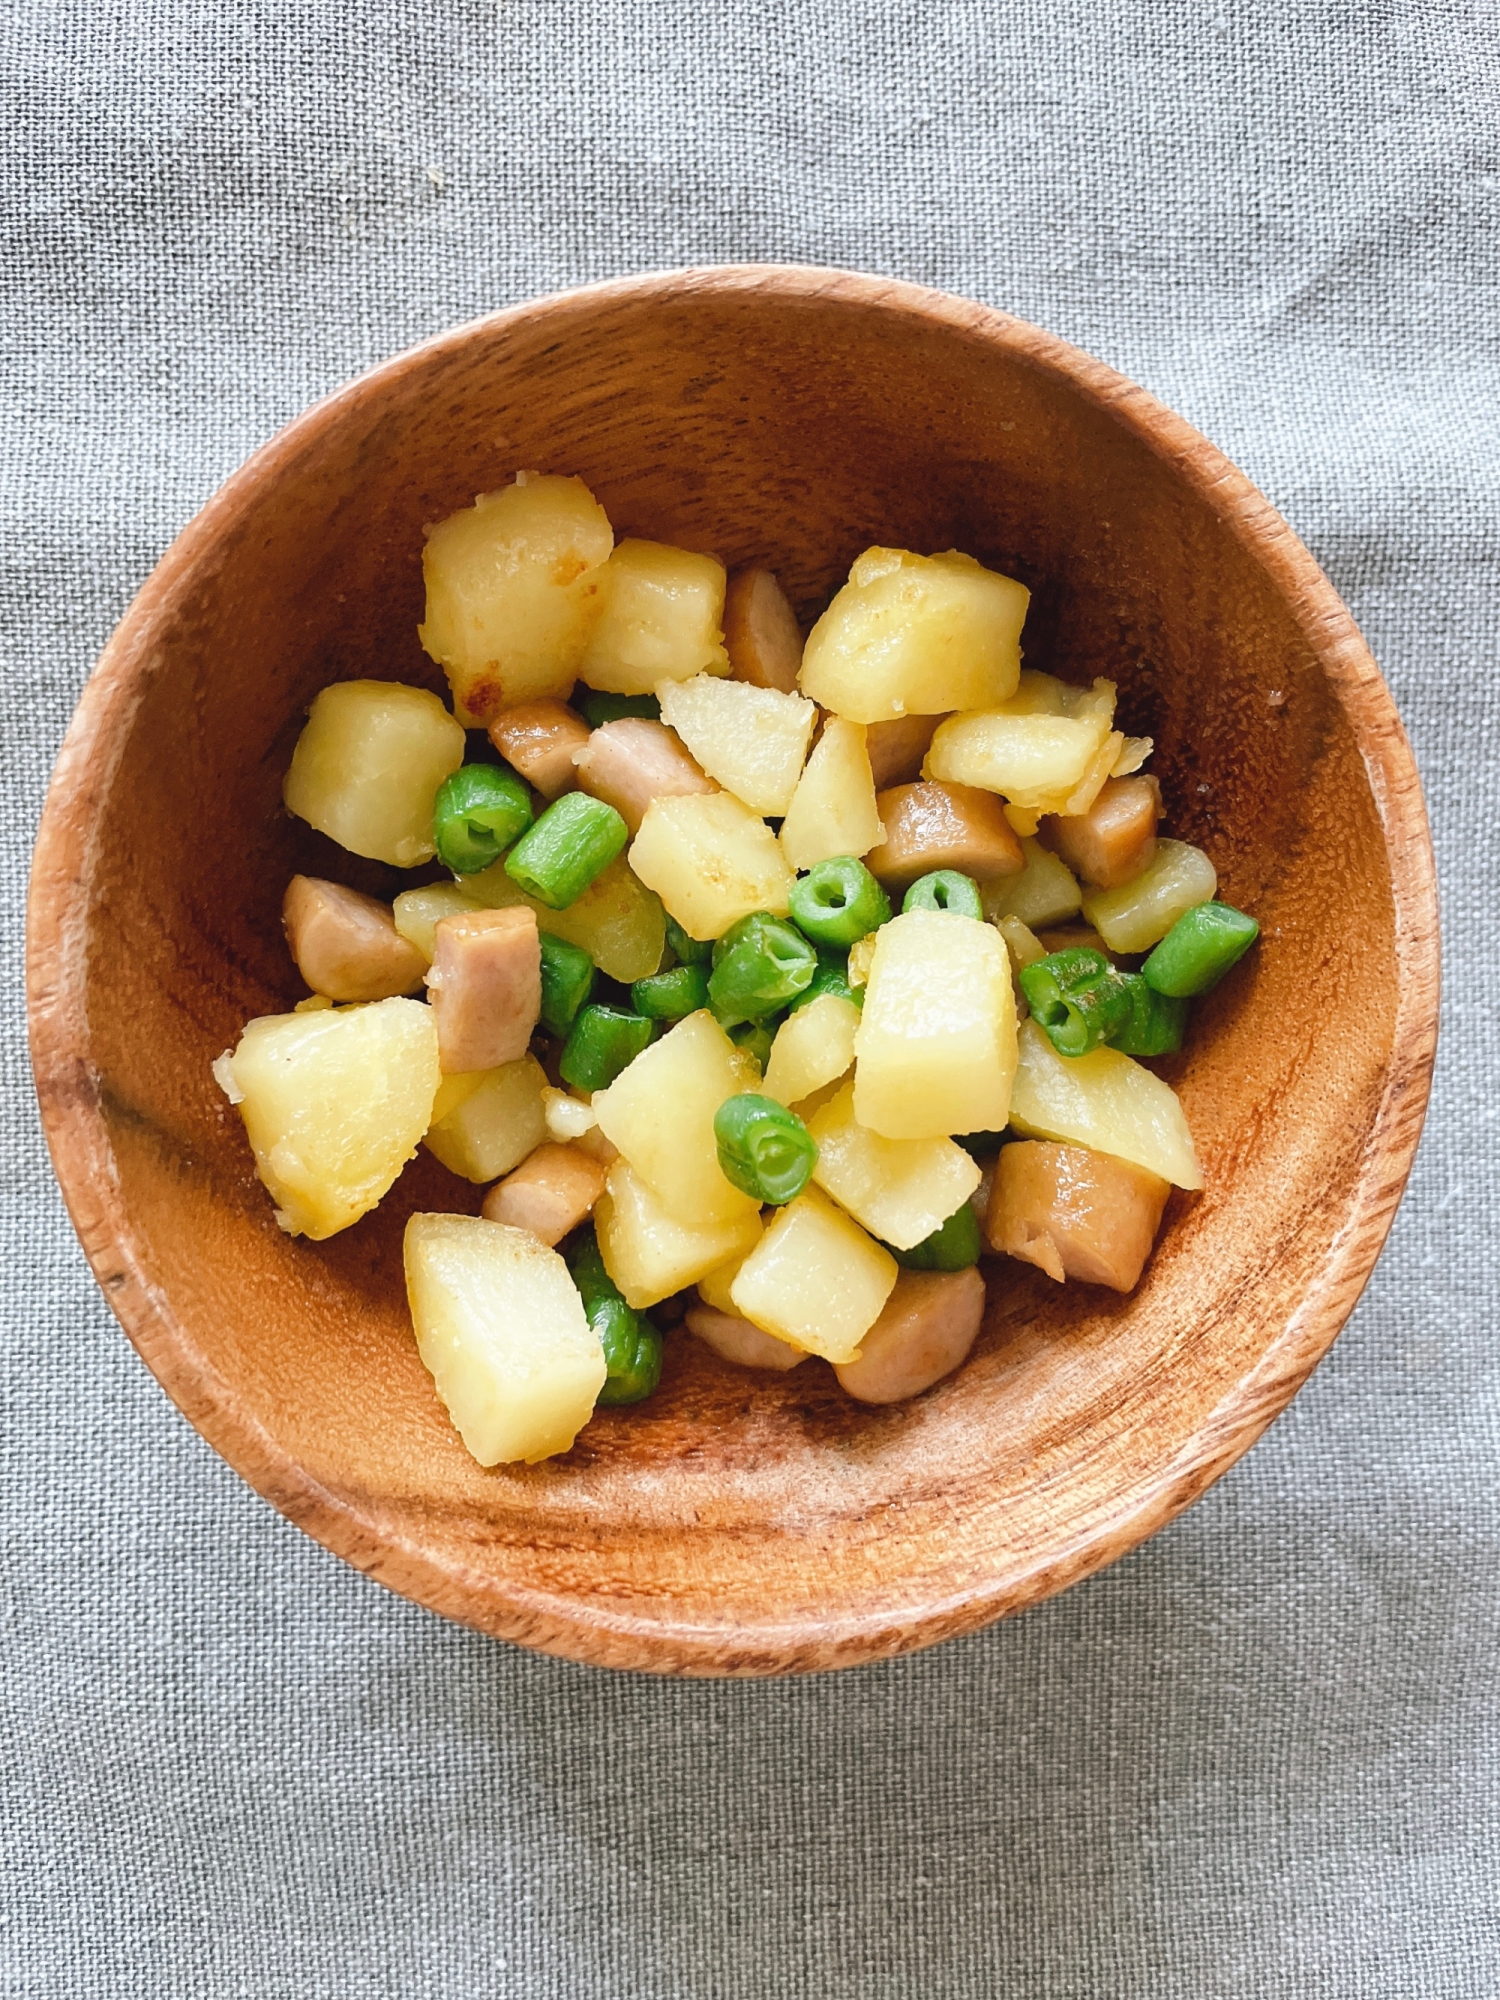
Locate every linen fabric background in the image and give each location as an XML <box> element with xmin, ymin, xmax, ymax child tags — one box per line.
<box><xmin>4</xmin><ymin>2</ymin><xmax>1496</xmax><ymax>1994</ymax></box>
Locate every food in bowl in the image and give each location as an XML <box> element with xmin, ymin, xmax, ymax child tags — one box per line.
<box><xmin>213</xmin><ymin>471</ymin><xmax>1258</xmax><ymax>1466</ymax></box>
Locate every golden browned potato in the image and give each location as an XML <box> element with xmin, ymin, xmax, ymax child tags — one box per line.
<box><xmin>481</xmin><ymin>1142</ymin><xmax>608</xmax><ymax>1245</ymax></box>
<box><xmin>573</xmin><ymin>718</ymin><xmax>717</xmax><ymax>836</ymax></box>
<box><xmin>722</xmin><ymin>568</ymin><xmax>804</xmax><ymax>693</ymax></box>
<box><xmin>865</xmin><ymin>780</ymin><xmax>1024</xmax><ymax>892</ymax></box>
<box><xmin>426</xmin><ymin>906</ymin><xmax>541</xmax><ymax>1074</ymax></box>
<box><xmin>1038</xmin><ymin>775</ymin><xmax>1161</xmax><ymax>889</ymax></box>
<box><xmin>833</xmin><ymin>1268</ymin><xmax>985</xmax><ymax>1403</ymax></box>
<box><xmin>282</xmin><ymin>876</ymin><xmax>426</xmax><ymax>1002</ymax></box>
<box><xmin>486</xmin><ymin>699</ymin><xmax>591</xmax><ymax>799</ymax></box>
<box><xmin>986</xmin><ymin>1140</ymin><xmax>1171</xmax><ymax>1291</ymax></box>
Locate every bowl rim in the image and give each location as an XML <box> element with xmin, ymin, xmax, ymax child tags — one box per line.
<box><xmin>26</xmin><ymin>264</ymin><xmax>1441</xmax><ymax>1676</ymax></box>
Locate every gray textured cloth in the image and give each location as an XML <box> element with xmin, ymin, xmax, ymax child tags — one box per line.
<box><xmin>4</xmin><ymin>3</ymin><xmax>1496</xmax><ymax>1994</ymax></box>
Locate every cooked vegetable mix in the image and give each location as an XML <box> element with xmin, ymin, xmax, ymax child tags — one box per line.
<box><xmin>218</xmin><ymin>470</ymin><xmax>1260</xmax><ymax>1465</ymax></box>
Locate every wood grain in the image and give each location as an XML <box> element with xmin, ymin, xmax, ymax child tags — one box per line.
<box><xmin>26</xmin><ymin>268</ymin><xmax>1440</xmax><ymax>1676</ymax></box>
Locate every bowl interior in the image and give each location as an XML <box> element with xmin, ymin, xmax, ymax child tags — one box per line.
<box><xmin>30</xmin><ymin>272</ymin><xmax>1433</xmax><ymax>1674</ymax></box>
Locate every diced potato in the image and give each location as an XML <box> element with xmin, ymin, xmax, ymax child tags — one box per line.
<box><xmin>865</xmin><ymin>714</ymin><xmax>943</xmax><ymax>789</ymax></box>
<box><xmin>982</xmin><ymin>837</ymin><xmax>1082</xmax><ymax>929</ymax></box>
<box><xmin>591</xmin><ymin>1009</ymin><xmax>760</xmax><ymax>1228</ymax></box>
<box><xmin>215</xmin><ymin>997</ymin><xmax>440</xmax><ymax>1239</ymax></box>
<box><xmin>418</xmin><ymin>473</ymin><xmax>614</xmax><ymax>723</ymax></box>
<box><xmin>1008</xmin><ymin>1018</ymin><xmax>1202</xmax><ymax>1188</ymax></box>
<box><xmin>729</xmin><ymin>1187</ymin><xmax>897</xmax><ymax>1363</ymax></box>
<box><xmin>800</xmin><ymin>547</ymin><xmax>1028</xmax><ymax>723</ymax></box>
<box><xmin>695</xmin><ymin>1230</ymin><xmax>764</xmax><ymax>1313</ymax></box>
<box><xmin>761</xmin><ymin>994</ymin><xmax>860</xmax><ymax>1107</ymax></box>
<box><xmin>404</xmin><ymin>1213</ymin><xmax>606</xmax><ymax>1465</ymax></box>
<box><xmin>834</xmin><ymin>1268</ymin><xmax>985</xmax><ymax>1404</ymax></box>
<box><xmin>541</xmin><ymin>1086</ymin><xmax>598</xmax><ymax>1143</ymax></box>
<box><xmin>576</xmin><ymin>539</ymin><xmax>729</xmax><ymax>693</ymax></box>
<box><xmin>424</xmin><ymin>1054</ymin><xmax>549</xmax><ymax>1182</ymax></box>
<box><xmin>778</xmin><ymin>718</ymin><xmax>884</xmax><ymax>871</ymax></box>
<box><xmin>595</xmin><ymin>1158</ymin><xmax>764</xmax><ymax>1308</ymax></box>
<box><xmin>853</xmin><ymin>909</ymin><xmax>1016</xmax><ymax>1139</ymax></box>
<box><xmin>808</xmin><ymin>1081</ymin><xmax>980</xmax><ymax>1250</ymax></box>
<box><xmin>722</xmin><ymin>568</ymin><xmax>803</xmax><ymax>693</ymax></box>
<box><xmin>1113</xmin><ymin>736</ymin><xmax>1154</xmax><ymax>776</ymax></box>
<box><xmin>573</xmin><ymin>718</ymin><xmax>716</xmax><ymax>835</ymax></box>
<box><xmin>462</xmin><ymin>853</ymin><xmax>666</xmax><ymax>983</ymax></box>
<box><xmin>657</xmin><ymin>673</ymin><xmax>815</xmax><ymax>816</ymax></box>
<box><xmin>629</xmin><ymin>791</ymin><xmax>793</xmax><ymax>941</ymax></box>
<box><xmin>686</xmin><ymin>1304</ymin><xmax>809</xmax><ymax>1371</ymax></box>
<box><xmin>846</xmin><ymin>932</ymin><xmax>877</xmax><ymax>989</ymax></box>
<box><xmin>481</xmin><ymin>1143</ymin><xmax>608</xmax><ymax>1246</ymax></box>
<box><xmin>996</xmin><ymin>914</ymin><xmax>1047</xmax><ymax>969</ymax></box>
<box><xmin>282</xmin><ymin>876</ymin><xmax>426</xmax><ymax>1002</ymax></box>
<box><xmin>283</xmin><ymin>681</ymin><xmax>466</xmax><ymax>867</ymax></box>
<box><xmin>924</xmin><ymin>675</ymin><xmax>1119</xmax><ymax>816</ymax></box>
<box><xmin>487</xmin><ymin>699</ymin><xmax>591</xmax><ymax>799</ymax></box>
<box><xmin>1080</xmin><ymin>838</ymin><xmax>1218</xmax><ymax>953</ymax></box>
<box><xmin>987</xmin><ymin>1140</ymin><xmax>1170</xmax><ymax>1291</ymax></box>
<box><xmin>865</xmin><ymin>780</ymin><xmax>1023</xmax><ymax>891</ymax></box>
<box><xmin>391</xmin><ymin>882</ymin><xmax>485</xmax><ymax>963</ymax></box>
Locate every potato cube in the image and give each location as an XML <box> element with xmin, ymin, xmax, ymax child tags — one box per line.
<box><xmin>864</xmin><ymin>780</ymin><xmax>1024</xmax><ymax>890</ymax></box>
<box><xmin>591</xmin><ymin>1009</ymin><xmax>760</xmax><ymax>1227</ymax></box>
<box><xmin>686</xmin><ymin>1304</ymin><xmax>808</xmax><ymax>1371</ymax></box>
<box><xmin>800</xmin><ymin>547</ymin><xmax>1029</xmax><ymax>723</ymax></box>
<box><xmin>576</xmin><ymin>539</ymin><xmax>729</xmax><ymax>693</ymax></box>
<box><xmin>462</xmin><ymin>853</ymin><xmax>666</xmax><ymax>983</ymax></box>
<box><xmin>404</xmin><ymin>1213</ymin><xmax>607</xmax><ymax>1464</ymax></box>
<box><xmin>987</xmin><ymin>1140</ymin><xmax>1170</xmax><ymax>1291</ymax></box>
<box><xmin>481</xmin><ymin>1143</ymin><xmax>608</xmax><ymax>1246</ymax></box>
<box><xmin>1008</xmin><ymin>1018</ymin><xmax>1202</xmax><ymax>1188</ymax></box>
<box><xmin>723</xmin><ymin>568</ymin><xmax>804</xmax><ymax>693</ymax></box>
<box><xmin>981</xmin><ymin>837</ymin><xmax>1082</xmax><ymax>929</ymax></box>
<box><xmin>215</xmin><ymin>996</ymin><xmax>440</xmax><ymax>1239</ymax></box>
<box><xmin>391</xmin><ymin>882</ymin><xmax>485</xmax><ymax>963</ymax></box>
<box><xmin>573</xmin><ymin>718</ymin><xmax>716</xmax><ymax>835</ymax></box>
<box><xmin>283</xmin><ymin>680</ymin><xmax>466</xmax><ymax>867</ymax></box>
<box><xmin>595</xmin><ymin>1158</ymin><xmax>764</xmax><ymax>1308</ymax></box>
<box><xmin>924</xmin><ymin>676</ymin><xmax>1119</xmax><ymax>817</ymax></box>
<box><xmin>833</xmin><ymin>1268</ymin><xmax>985</xmax><ymax>1404</ymax></box>
<box><xmin>282</xmin><ymin>876</ymin><xmax>426</xmax><ymax>1002</ymax></box>
<box><xmin>807</xmin><ymin>1081</ymin><xmax>980</xmax><ymax>1249</ymax></box>
<box><xmin>629</xmin><ymin>791</ymin><xmax>793</xmax><ymax>941</ymax></box>
<box><xmin>1080</xmin><ymin>839</ymin><xmax>1218</xmax><ymax>953</ymax></box>
<box><xmin>418</xmin><ymin>473</ymin><xmax>614</xmax><ymax>723</ymax></box>
<box><xmin>777</xmin><ymin>718</ymin><xmax>885</xmax><ymax>871</ymax></box>
<box><xmin>728</xmin><ymin>1187</ymin><xmax>897</xmax><ymax>1363</ymax></box>
<box><xmin>853</xmin><ymin>909</ymin><xmax>1016</xmax><ymax>1139</ymax></box>
<box><xmin>424</xmin><ymin>1054</ymin><xmax>549</xmax><ymax>1182</ymax></box>
<box><xmin>657</xmin><ymin>673</ymin><xmax>815</xmax><ymax>816</ymax></box>
<box><xmin>486</xmin><ymin>698</ymin><xmax>592</xmax><ymax>799</ymax></box>
<box><xmin>761</xmin><ymin>993</ymin><xmax>860</xmax><ymax>1107</ymax></box>
<box><xmin>695</xmin><ymin>1230</ymin><xmax>764</xmax><ymax>1313</ymax></box>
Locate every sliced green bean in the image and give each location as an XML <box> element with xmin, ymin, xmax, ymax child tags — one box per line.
<box><xmin>432</xmin><ymin>763</ymin><xmax>533</xmax><ymax>874</ymax></box>
<box><xmin>892</xmin><ymin>1201</ymin><xmax>982</xmax><ymax>1271</ymax></box>
<box><xmin>1142</xmin><ymin>901</ymin><xmax>1260</xmax><ymax>997</ymax></box>
<box><xmin>537</xmin><ymin>932</ymin><xmax>596</xmax><ymax>1039</ymax></box>
<box><xmin>713</xmin><ymin>1093</ymin><xmax>817</xmax><ymax>1204</ymax></box>
<box><xmin>1018</xmin><ymin>947</ymin><xmax>1133</xmax><ymax>1058</ymax></box>
<box><xmin>575</xmin><ymin>690</ymin><xmax>661</xmax><ymax>727</ymax></box>
<box><xmin>631</xmin><ymin>963</ymin><xmax>710</xmax><ymax>1021</ymax></box>
<box><xmin>788</xmin><ymin>856</ymin><xmax>891</xmax><ymax>949</ymax></box>
<box><xmin>664</xmin><ymin>913</ymin><xmax>713</xmax><ymax>965</ymax></box>
<box><xmin>1108</xmin><ymin>974</ymin><xmax>1187</xmax><ymax>1056</ymax></box>
<box><xmin>708</xmin><ymin>912</ymin><xmax>817</xmax><ymax>1027</ymax></box>
<box><xmin>504</xmin><ymin>791</ymin><xmax>628</xmax><ymax>909</ymax></box>
<box><xmin>902</xmin><ymin>870</ymin><xmax>984</xmax><ymax>920</ymax></box>
<box><xmin>559</xmin><ymin>1003</ymin><xmax>653</xmax><ymax>1091</ymax></box>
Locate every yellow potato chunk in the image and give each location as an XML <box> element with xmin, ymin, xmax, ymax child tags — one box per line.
<box><xmin>694</xmin><ymin>1229</ymin><xmax>765</xmax><ymax>1313</ymax></box>
<box><xmin>807</xmin><ymin>1081</ymin><xmax>980</xmax><ymax>1250</ymax></box>
<box><xmin>391</xmin><ymin>882</ymin><xmax>485</xmax><ymax>963</ymax></box>
<box><xmin>853</xmin><ymin>909</ymin><xmax>1017</xmax><ymax>1139</ymax></box>
<box><xmin>761</xmin><ymin>994</ymin><xmax>860</xmax><ymax>1107</ymax></box>
<box><xmin>982</xmin><ymin>837</ymin><xmax>1083</xmax><ymax>929</ymax></box>
<box><xmin>800</xmin><ymin>547</ymin><xmax>1028</xmax><ymax>724</ymax></box>
<box><xmin>778</xmin><ymin>718</ymin><xmax>884</xmax><ymax>871</ymax></box>
<box><xmin>591</xmin><ymin>1010</ymin><xmax>760</xmax><ymax>1228</ymax></box>
<box><xmin>728</xmin><ymin>1186</ymin><xmax>897</xmax><ymax>1363</ymax></box>
<box><xmin>404</xmin><ymin>1213</ymin><xmax>606</xmax><ymax>1465</ymax></box>
<box><xmin>215</xmin><ymin>997</ymin><xmax>440</xmax><ymax>1239</ymax></box>
<box><xmin>595</xmin><ymin>1158</ymin><xmax>764</xmax><ymax>1309</ymax></box>
<box><xmin>283</xmin><ymin>681</ymin><xmax>466</xmax><ymax>868</ymax></box>
<box><xmin>576</xmin><ymin>539</ymin><xmax>729</xmax><ymax>694</ymax></box>
<box><xmin>656</xmin><ymin>673</ymin><xmax>815</xmax><ymax>816</ymax></box>
<box><xmin>1009</xmin><ymin>1018</ymin><xmax>1202</xmax><ymax>1188</ymax></box>
<box><xmin>423</xmin><ymin>1054</ymin><xmax>548</xmax><ymax>1182</ymax></box>
<box><xmin>629</xmin><ymin>791</ymin><xmax>793</xmax><ymax>941</ymax></box>
<box><xmin>418</xmin><ymin>473</ymin><xmax>614</xmax><ymax>724</ymax></box>
<box><xmin>924</xmin><ymin>674</ymin><xmax>1119</xmax><ymax>816</ymax></box>
<box><xmin>1080</xmin><ymin>839</ymin><xmax>1218</xmax><ymax>953</ymax></box>
<box><xmin>461</xmin><ymin>853</ymin><xmax>666</xmax><ymax>983</ymax></box>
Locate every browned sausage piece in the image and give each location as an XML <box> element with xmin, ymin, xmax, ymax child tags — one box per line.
<box><xmin>481</xmin><ymin>1142</ymin><xmax>607</xmax><ymax>1245</ymax></box>
<box><xmin>723</xmin><ymin>568</ymin><xmax>803</xmax><ymax>693</ymax></box>
<box><xmin>572</xmin><ymin>718</ymin><xmax>717</xmax><ymax>835</ymax></box>
<box><xmin>865</xmin><ymin>781</ymin><xmax>1025</xmax><ymax>891</ymax></box>
<box><xmin>865</xmin><ymin>714</ymin><xmax>943</xmax><ymax>789</ymax></box>
<box><xmin>834</xmin><ymin>1268</ymin><xmax>985</xmax><ymax>1403</ymax></box>
<box><xmin>282</xmin><ymin>875</ymin><xmax>427</xmax><ymax>1003</ymax></box>
<box><xmin>1037</xmin><ymin>775</ymin><xmax>1161</xmax><ymax>889</ymax></box>
<box><xmin>986</xmin><ymin>1141</ymin><xmax>1170</xmax><ymax>1291</ymax></box>
<box><xmin>685</xmin><ymin>1303</ymin><xmax>809</xmax><ymax>1371</ymax></box>
<box><xmin>487</xmin><ymin>699</ymin><xmax>592</xmax><ymax>800</ymax></box>
<box><xmin>426</xmin><ymin>906</ymin><xmax>541</xmax><ymax>1073</ymax></box>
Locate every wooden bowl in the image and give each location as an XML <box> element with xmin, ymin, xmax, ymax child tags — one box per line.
<box><xmin>27</xmin><ymin>268</ymin><xmax>1438</xmax><ymax>1676</ymax></box>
